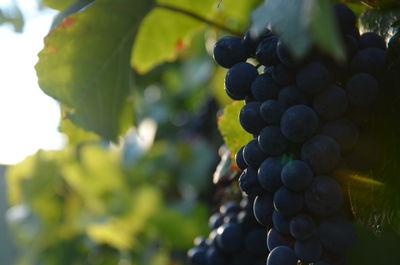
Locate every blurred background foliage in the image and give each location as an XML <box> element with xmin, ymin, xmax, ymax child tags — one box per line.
<box><xmin>2</xmin><ymin>0</ymin><xmax>400</xmax><ymax>264</ymax></box>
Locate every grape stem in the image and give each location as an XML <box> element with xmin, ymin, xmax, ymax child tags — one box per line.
<box><xmin>156</xmin><ymin>3</ymin><xmax>242</xmax><ymax>36</ymax></box>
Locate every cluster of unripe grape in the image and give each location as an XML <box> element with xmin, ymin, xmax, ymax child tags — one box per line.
<box><xmin>199</xmin><ymin>3</ymin><xmax>387</xmax><ymax>265</ymax></box>
<box><xmin>187</xmin><ymin>197</ymin><xmax>269</xmax><ymax>265</ymax></box>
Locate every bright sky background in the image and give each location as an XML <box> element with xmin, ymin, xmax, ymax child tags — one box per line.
<box><xmin>0</xmin><ymin>0</ymin><xmax>65</xmax><ymax>165</ymax></box>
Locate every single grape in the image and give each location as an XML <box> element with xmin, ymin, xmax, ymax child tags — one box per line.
<box><xmin>260</xmin><ymin>100</ymin><xmax>286</xmax><ymax>124</ymax></box>
<box><xmin>220</xmin><ymin>201</ymin><xmax>240</xmax><ymax>215</ymax></box>
<box><xmin>359</xmin><ymin>32</ymin><xmax>386</xmax><ymax>50</ymax></box>
<box><xmin>239</xmin><ymin>167</ymin><xmax>264</xmax><ymax>196</ymax></box>
<box><xmin>294</xmin><ymin>237</ymin><xmax>323</xmax><ymax>263</ymax></box>
<box><xmin>243</xmin><ymin>139</ymin><xmax>267</xmax><ymax>169</ymax></box>
<box><xmin>281</xmin><ymin>160</ymin><xmax>313</xmax><ymax>191</ymax></box>
<box><xmin>251</xmin><ymin>73</ymin><xmax>280</xmax><ymax>102</ymax></box>
<box><xmin>346</xmin><ymin>73</ymin><xmax>379</xmax><ymax>107</ymax></box>
<box><xmin>239</xmin><ymin>102</ymin><xmax>266</xmax><ymax>134</ymax></box>
<box><xmin>188</xmin><ymin>247</ymin><xmax>207</xmax><ymax>265</ymax></box>
<box><xmin>273</xmin><ymin>187</ymin><xmax>304</xmax><ymax>216</ymax></box>
<box><xmin>281</xmin><ymin>105</ymin><xmax>319</xmax><ymax>143</ymax></box>
<box><xmin>313</xmin><ymin>85</ymin><xmax>348</xmax><ymax>120</ymax></box>
<box><xmin>235</xmin><ymin>146</ymin><xmax>247</xmax><ymax>170</ymax></box>
<box><xmin>278</xmin><ymin>85</ymin><xmax>309</xmax><ymax>107</ymax></box>
<box><xmin>271</xmin><ymin>63</ymin><xmax>296</xmax><ymax>86</ymax></box>
<box><xmin>216</xmin><ymin>223</ymin><xmax>243</xmax><ymax>252</ymax></box>
<box><xmin>258</xmin><ymin>156</ymin><xmax>286</xmax><ymax>192</ymax></box>
<box><xmin>267</xmin><ymin>228</ymin><xmax>293</xmax><ymax>251</ymax></box>
<box><xmin>213</xmin><ymin>36</ymin><xmax>248</xmax><ymax>68</ymax></box>
<box><xmin>305</xmin><ymin>176</ymin><xmax>343</xmax><ymax>217</ymax></box>
<box><xmin>276</xmin><ymin>39</ymin><xmax>298</xmax><ymax>68</ymax></box>
<box><xmin>225</xmin><ymin>62</ymin><xmax>259</xmax><ymax>100</ymax></box>
<box><xmin>253</xmin><ymin>193</ymin><xmax>274</xmax><ymax>226</ymax></box>
<box><xmin>242</xmin><ymin>29</ymin><xmax>273</xmax><ymax>56</ymax></box>
<box><xmin>320</xmin><ymin>119</ymin><xmax>359</xmax><ymax>152</ymax></box>
<box><xmin>272</xmin><ymin>210</ymin><xmax>291</xmax><ymax>235</ymax></box>
<box><xmin>290</xmin><ymin>214</ymin><xmax>316</xmax><ymax>240</ymax></box>
<box><xmin>258</xmin><ymin>126</ymin><xmax>289</xmax><ymax>156</ymax></box>
<box><xmin>256</xmin><ymin>36</ymin><xmax>279</xmax><ymax>66</ymax></box>
<box><xmin>318</xmin><ymin>217</ymin><xmax>356</xmax><ymax>254</ymax></box>
<box><xmin>209</xmin><ymin>213</ymin><xmax>224</xmax><ymax>229</ymax></box>
<box><xmin>296</xmin><ymin>62</ymin><xmax>332</xmax><ymax>95</ymax></box>
<box><xmin>267</xmin><ymin>246</ymin><xmax>298</xmax><ymax>265</ymax></box>
<box><xmin>350</xmin><ymin>47</ymin><xmax>387</xmax><ymax>77</ymax></box>
<box><xmin>194</xmin><ymin>236</ymin><xmax>207</xmax><ymax>248</ymax></box>
<box><xmin>301</xmin><ymin>135</ymin><xmax>341</xmax><ymax>174</ymax></box>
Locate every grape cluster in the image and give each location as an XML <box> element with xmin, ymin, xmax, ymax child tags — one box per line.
<box><xmin>187</xmin><ymin>198</ymin><xmax>269</xmax><ymax>265</ymax></box>
<box><xmin>212</xmin><ymin>3</ymin><xmax>387</xmax><ymax>265</ymax></box>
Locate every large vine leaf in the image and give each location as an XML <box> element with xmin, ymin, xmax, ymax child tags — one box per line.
<box><xmin>36</xmin><ymin>0</ymin><xmax>156</xmax><ymax>141</ymax></box>
<box><xmin>251</xmin><ymin>0</ymin><xmax>345</xmax><ymax>60</ymax></box>
<box><xmin>217</xmin><ymin>101</ymin><xmax>253</xmax><ymax>156</ymax></box>
<box><xmin>131</xmin><ymin>0</ymin><xmax>215</xmax><ymax>74</ymax></box>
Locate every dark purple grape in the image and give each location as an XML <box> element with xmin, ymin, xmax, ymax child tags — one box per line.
<box><xmin>346</xmin><ymin>73</ymin><xmax>379</xmax><ymax>107</ymax></box>
<box><xmin>305</xmin><ymin>176</ymin><xmax>343</xmax><ymax>217</ymax></box>
<box><xmin>225</xmin><ymin>62</ymin><xmax>259</xmax><ymax>100</ymax></box>
<box><xmin>281</xmin><ymin>105</ymin><xmax>319</xmax><ymax>143</ymax></box>
<box><xmin>281</xmin><ymin>160</ymin><xmax>313</xmax><ymax>191</ymax></box>
<box><xmin>313</xmin><ymin>85</ymin><xmax>348</xmax><ymax>120</ymax></box>
<box><xmin>301</xmin><ymin>135</ymin><xmax>341</xmax><ymax>174</ymax></box>
<box><xmin>243</xmin><ymin>139</ymin><xmax>267</xmax><ymax>169</ymax></box>
<box><xmin>256</xmin><ymin>36</ymin><xmax>280</xmax><ymax>66</ymax></box>
<box><xmin>359</xmin><ymin>32</ymin><xmax>386</xmax><ymax>50</ymax></box>
<box><xmin>260</xmin><ymin>100</ymin><xmax>286</xmax><ymax>124</ymax></box>
<box><xmin>273</xmin><ymin>187</ymin><xmax>304</xmax><ymax>216</ymax></box>
<box><xmin>296</xmin><ymin>62</ymin><xmax>332</xmax><ymax>95</ymax></box>
<box><xmin>290</xmin><ymin>214</ymin><xmax>316</xmax><ymax>240</ymax></box>
<box><xmin>267</xmin><ymin>246</ymin><xmax>298</xmax><ymax>265</ymax></box>
<box><xmin>258</xmin><ymin>126</ymin><xmax>289</xmax><ymax>156</ymax></box>
<box><xmin>213</xmin><ymin>36</ymin><xmax>248</xmax><ymax>68</ymax></box>
<box><xmin>267</xmin><ymin>228</ymin><xmax>293</xmax><ymax>251</ymax></box>
<box><xmin>251</xmin><ymin>73</ymin><xmax>280</xmax><ymax>102</ymax></box>
<box><xmin>253</xmin><ymin>193</ymin><xmax>274</xmax><ymax>226</ymax></box>
<box><xmin>258</xmin><ymin>156</ymin><xmax>286</xmax><ymax>192</ymax></box>
<box><xmin>239</xmin><ymin>102</ymin><xmax>266</xmax><ymax>134</ymax></box>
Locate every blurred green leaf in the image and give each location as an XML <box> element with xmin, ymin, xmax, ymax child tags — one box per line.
<box><xmin>251</xmin><ymin>0</ymin><xmax>344</xmax><ymax>60</ymax></box>
<box><xmin>310</xmin><ymin>0</ymin><xmax>345</xmax><ymax>59</ymax></box>
<box><xmin>217</xmin><ymin>101</ymin><xmax>252</xmax><ymax>155</ymax></box>
<box><xmin>42</xmin><ymin>0</ymin><xmax>79</xmax><ymax>10</ymax></box>
<box><xmin>36</xmin><ymin>0</ymin><xmax>155</xmax><ymax>141</ymax></box>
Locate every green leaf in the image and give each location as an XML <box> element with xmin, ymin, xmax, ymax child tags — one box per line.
<box><xmin>131</xmin><ymin>0</ymin><xmax>215</xmax><ymax>73</ymax></box>
<box><xmin>360</xmin><ymin>9</ymin><xmax>400</xmax><ymax>39</ymax></box>
<box><xmin>42</xmin><ymin>0</ymin><xmax>77</xmax><ymax>10</ymax></box>
<box><xmin>310</xmin><ymin>0</ymin><xmax>345</xmax><ymax>60</ymax></box>
<box><xmin>132</xmin><ymin>8</ymin><xmax>202</xmax><ymax>74</ymax></box>
<box><xmin>217</xmin><ymin>101</ymin><xmax>252</xmax><ymax>156</ymax></box>
<box><xmin>36</xmin><ymin>0</ymin><xmax>155</xmax><ymax>141</ymax></box>
<box><xmin>251</xmin><ymin>0</ymin><xmax>344</xmax><ymax>60</ymax></box>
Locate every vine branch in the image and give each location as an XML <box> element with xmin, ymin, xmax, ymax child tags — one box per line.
<box><xmin>156</xmin><ymin>3</ymin><xmax>242</xmax><ymax>36</ymax></box>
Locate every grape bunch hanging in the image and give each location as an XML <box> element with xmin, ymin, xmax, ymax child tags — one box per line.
<box><xmin>188</xmin><ymin>197</ymin><xmax>269</xmax><ymax>265</ymax></box>
<box><xmin>196</xmin><ymin>3</ymin><xmax>388</xmax><ymax>265</ymax></box>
